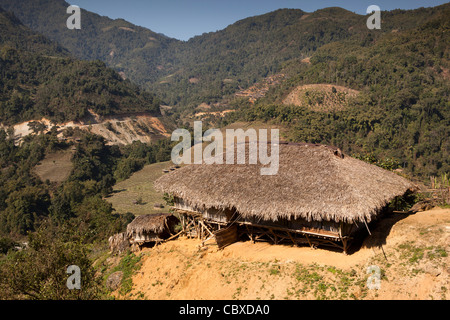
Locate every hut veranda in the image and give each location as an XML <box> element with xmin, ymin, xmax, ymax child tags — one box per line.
<box><xmin>155</xmin><ymin>143</ymin><xmax>416</xmax><ymax>253</ymax></box>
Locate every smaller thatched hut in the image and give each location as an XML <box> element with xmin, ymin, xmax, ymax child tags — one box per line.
<box><xmin>126</xmin><ymin>213</ymin><xmax>179</xmax><ymax>246</ymax></box>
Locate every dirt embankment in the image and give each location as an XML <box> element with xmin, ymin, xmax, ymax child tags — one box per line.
<box><xmin>2</xmin><ymin>110</ymin><xmax>169</xmax><ymax>146</ymax></box>
<box><xmin>124</xmin><ymin>208</ymin><xmax>449</xmax><ymax>300</ymax></box>
<box><xmin>84</xmin><ymin>114</ymin><xmax>169</xmax><ymax>145</ymax></box>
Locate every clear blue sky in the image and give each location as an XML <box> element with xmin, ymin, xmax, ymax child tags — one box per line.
<box><xmin>72</xmin><ymin>0</ymin><xmax>448</xmax><ymax>40</ymax></box>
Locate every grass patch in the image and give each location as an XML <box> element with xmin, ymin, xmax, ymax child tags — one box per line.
<box><xmin>269</xmin><ymin>267</ymin><xmax>280</xmax><ymax>276</ymax></box>
<box><xmin>398</xmin><ymin>242</ymin><xmax>447</xmax><ymax>264</ymax></box>
<box><xmin>398</xmin><ymin>242</ymin><xmax>425</xmax><ymax>263</ymax></box>
<box><xmin>107</xmin><ymin>161</ymin><xmax>172</xmax><ymax>216</ymax></box>
<box><xmin>294</xmin><ymin>263</ymin><xmax>368</xmax><ymax>300</ymax></box>
<box><xmin>109</xmin><ymin>251</ymin><xmax>142</xmax><ymax>295</ymax></box>
<box><xmin>427</xmin><ymin>246</ymin><xmax>448</xmax><ymax>259</ymax></box>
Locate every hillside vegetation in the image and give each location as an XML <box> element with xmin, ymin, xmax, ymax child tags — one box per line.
<box><xmin>0</xmin><ymin>7</ymin><xmax>161</xmax><ymax>125</ymax></box>
<box><xmin>0</xmin><ymin>126</ymin><xmax>176</xmax><ymax>299</ymax></box>
<box><xmin>2</xmin><ymin>1</ymin><xmax>447</xmax><ymax>111</ymax></box>
<box><xmin>222</xmin><ymin>7</ymin><xmax>450</xmax><ymax>179</ymax></box>
<box><xmin>2</xmin><ymin>1</ymin><xmax>446</xmax><ymax>179</ymax></box>
<box><xmin>282</xmin><ymin>84</ymin><xmax>360</xmax><ymax>112</ymax></box>
<box><xmin>0</xmin><ymin>0</ymin><xmax>175</xmax><ymax>82</ymax></box>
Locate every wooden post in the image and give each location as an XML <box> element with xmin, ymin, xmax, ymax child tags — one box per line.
<box><xmin>447</xmin><ymin>187</ymin><xmax>450</xmax><ymax>203</ymax></box>
<box><xmin>286</xmin><ymin>231</ymin><xmax>297</xmax><ymax>247</ymax></box>
<box><xmin>165</xmin><ymin>230</ymin><xmax>183</xmax><ymax>242</ymax></box>
<box><xmin>199</xmin><ymin>220</ymin><xmax>215</xmax><ymax>238</ymax></box>
<box><xmin>363</xmin><ymin>218</ymin><xmax>372</xmax><ymax>236</ymax></box>
<box><xmin>164</xmin><ymin>219</ymin><xmax>173</xmax><ymax>236</ymax></box>
<box><xmin>304</xmin><ymin>234</ymin><xmax>313</xmax><ymax>249</ymax></box>
<box><xmin>185</xmin><ymin>220</ymin><xmax>194</xmax><ymax>238</ymax></box>
<box><xmin>196</xmin><ymin>218</ymin><xmax>200</xmax><ymax>239</ymax></box>
<box><xmin>199</xmin><ymin>220</ymin><xmax>203</xmax><ymax>240</ymax></box>
<box><xmin>245</xmin><ymin>225</ymin><xmax>254</xmax><ymax>243</ymax></box>
<box><xmin>339</xmin><ymin>222</ymin><xmax>349</xmax><ymax>254</ymax></box>
<box><xmin>181</xmin><ymin>214</ymin><xmax>185</xmax><ymax>234</ymax></box>
<box><xmin>342</xmin><ymin>238</ymin><xmax>348</xmax><ymax>255</ymax></box>
<box><xmin>268</xmin><ymin>228</ymin><xmax>278</xmax><ymax>245</ymax></box>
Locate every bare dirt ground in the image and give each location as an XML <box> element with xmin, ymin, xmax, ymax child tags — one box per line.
<box><xmin>34</xmin><ymin>149</ymin><xmax>74</xmax><ymax>184</ymax></box>
<box><xmin>124</xmin><ymin>208</ymin><xmax>449</xmax><ymax>300</ymax></box>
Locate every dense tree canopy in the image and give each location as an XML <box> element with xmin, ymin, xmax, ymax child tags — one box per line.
<box><xmin>0</xmin><ymin>7</ymin><xmax>161</xmax><ymax>125</ymax></box>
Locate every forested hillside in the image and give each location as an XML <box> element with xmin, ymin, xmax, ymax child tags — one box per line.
<box><xmin>222</xmin><ymin>7</ymin><xmax>450</xmax><ymax>179</ymax></box>
<box><xmin>1</xmin><ymin>1</ymin><xmax>448</xmax><ymax>178</ymax></box>
<box><xmin>2</xmin><ymin>0</ymin><xmax>446</xmax><ymax>111</ymax></box>
<box><xmin>0</xmin><ymin>125</ymin><xmax>174</xmax><ymax>298</ymax></box>
<box><xmin>152</xmin><ymin>5</ymin><xmax>447</xmax><ymax>109</ymax></box>
<box><xmin>0</xmin><ymin>0</ymin><xmax>176</xmax><ymax>82</ymax></box>
<box><xmin>0</xmin><ymin>6</ymin><xmax>161</xmax><ymax>125</ymax></box>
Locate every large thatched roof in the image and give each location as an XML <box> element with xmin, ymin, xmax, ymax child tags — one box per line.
<box><xmin>155</xmin><ymin>143</ymin><xmax>417</xmax><ymax>224</ymax></box>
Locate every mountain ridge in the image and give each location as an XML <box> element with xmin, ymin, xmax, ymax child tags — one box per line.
<box><xmin>3</xmin><ymin>1</ymin><xmax>447</xmax><ymax>110</ymax></box>
<box><xmin>0</xmin><ymin>7</ymin><xmax>162</xmax><ymax>125</ymax></box>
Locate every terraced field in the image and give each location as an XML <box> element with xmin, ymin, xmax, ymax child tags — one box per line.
<box><xmin>107</xmin><ymin>161</ymin><xmax>173</xmax><ymax>216</ymax></box>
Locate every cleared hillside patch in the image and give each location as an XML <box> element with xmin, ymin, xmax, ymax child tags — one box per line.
<box><xmin>107</xmin><ymin>161</ymin><xmax>173</xmax><ymax>216</ymax></box>
<box><xmin>282</xmin><ymin>84</ymin><xmax>359</xmax><ymax>112</ymax></box>
<box><xmin>34</xmin><ymin>149</ymin><xmax>74</xmax><ymax>184</ymax></box>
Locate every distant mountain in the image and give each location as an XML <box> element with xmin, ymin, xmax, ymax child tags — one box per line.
<box><xmin>156</xmin><ymin>5</ymin><xmax>447</xmax><ymax>107</ymax></box>
<box><xmin>0</xmin><ymin>6</ymin><xmax>67</xmax><ymax>56</ymax></box>
<box><xmin>2</xmin><ymin>0</ymin><xmax>446</xmax><ymax>111</ymax></box>
<box><xmin>154</xmin><ymin>8</ymin><xmax>366</xmax><ymax>107</ymax></box>
<box><xmin>0</xmin><ymin>6</ymin><xmax>161</xmax><ymax>125</ymax></box>
<box><xmin>0</xmin><ymin>0</ymin><xmax>177</xmax><ymax>82</ymax></box>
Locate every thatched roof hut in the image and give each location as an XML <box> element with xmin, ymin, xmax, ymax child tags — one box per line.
<box><xmin>155</xmin><ymin>143</ymin><xmax>416</xmax><ymax>225</ymax></box>
<box><xmin>126</xmin><ymin>213</ymin><xmax>179</xmax><ymax>244</ymax></box>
